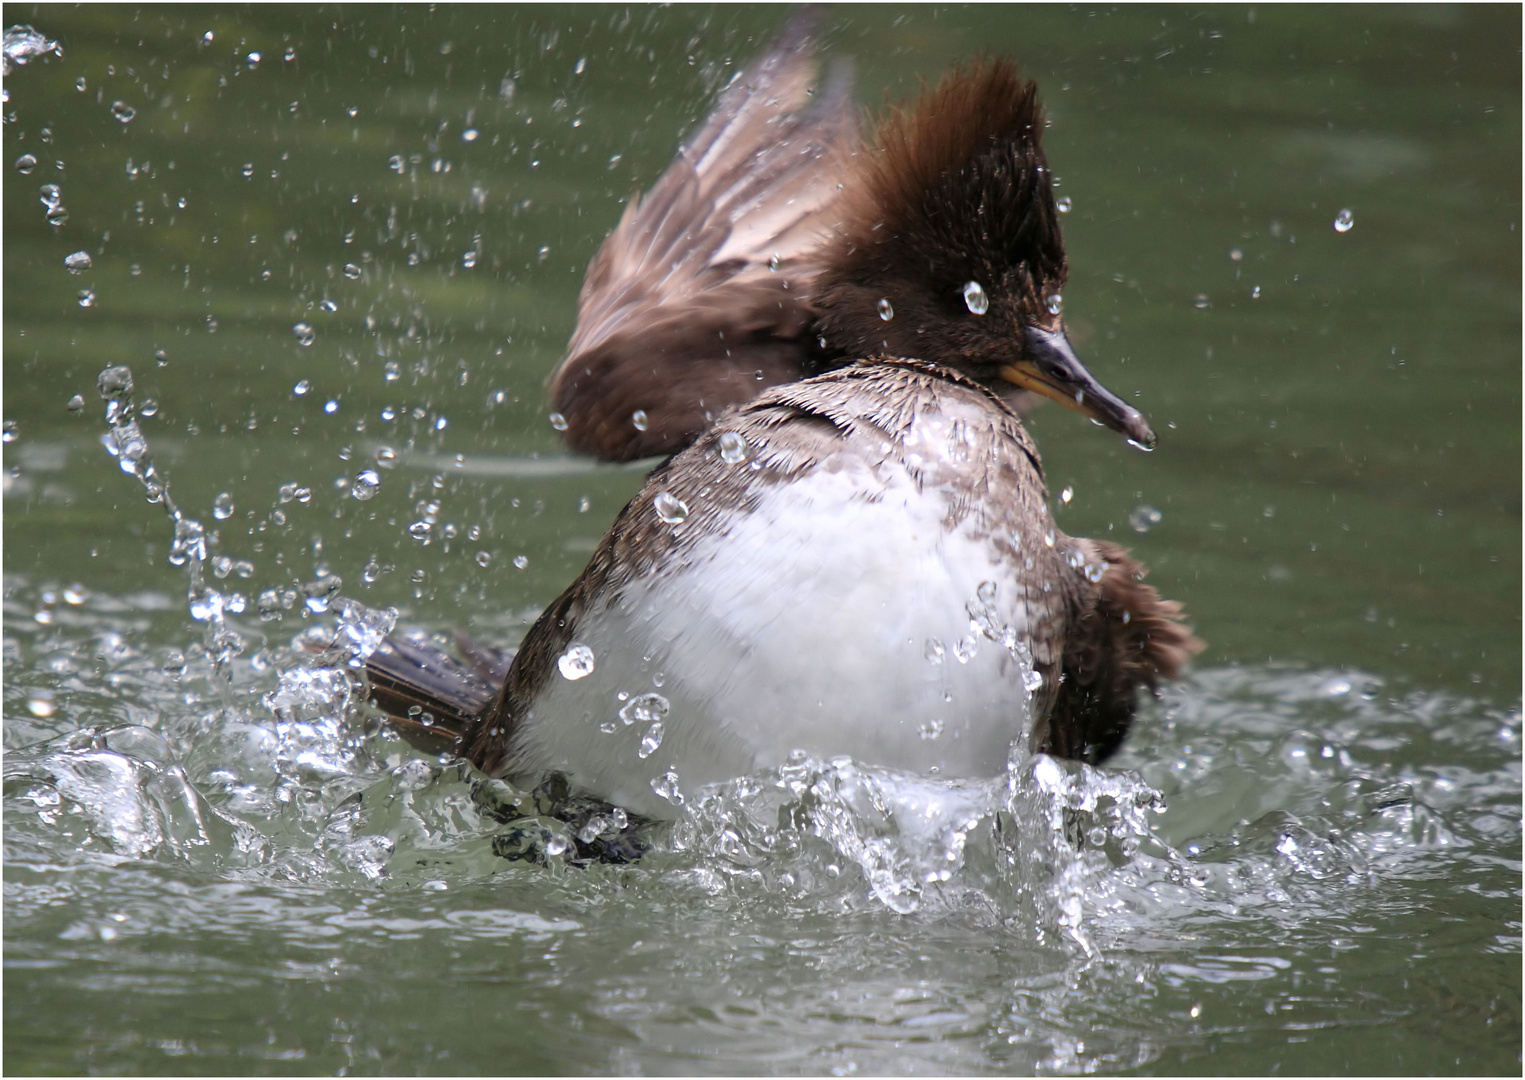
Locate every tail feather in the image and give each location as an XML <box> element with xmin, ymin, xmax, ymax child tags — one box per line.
<box><xmin>364</xmin><ymin>634</ymin><xmax>504</xmax><ymax>748</ymax></box>
<box><xmin>452</xmin><ymin>631</ymin><xmax>513</xmax><ymax>684</ymax></box>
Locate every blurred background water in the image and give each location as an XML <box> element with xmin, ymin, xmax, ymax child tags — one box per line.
<box><xmin>3</xmin><ymin>5</ymin><xmax>1519</xmax><ymax>1075</ymax></box>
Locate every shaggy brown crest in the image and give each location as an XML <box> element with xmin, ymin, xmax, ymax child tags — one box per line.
<box><xmin>813</xmin><ymin>60</ymin><xmax>1067</xmax><ymax>379</ymax></box>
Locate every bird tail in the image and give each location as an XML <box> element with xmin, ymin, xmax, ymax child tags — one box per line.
<box><xmin>362</xmin><ymin>633</ymin><xmax>510</xmax><ymax>749</ymax></box>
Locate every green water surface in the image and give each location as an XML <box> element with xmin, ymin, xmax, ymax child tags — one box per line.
<box><xmin>4</xmin><ymin>5</ymin><xmax>1519</xmax><ymax>1075</ymax></box>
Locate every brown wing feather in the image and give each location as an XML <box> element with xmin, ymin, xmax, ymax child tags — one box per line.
<box><xmin>550</xmin><ymin>8</ymin><xmax>860</xmax><ymax>461</ymax></box>
<box><xmin>1044</xmin><ymin>539</ymin><xmax>1204</xmax><ymax>764</ymax></box>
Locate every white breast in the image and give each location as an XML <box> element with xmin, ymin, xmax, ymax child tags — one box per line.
<box><xmin>511</xmin><ymin>428</ymin><xmax>1045</xmax><ymax>819</ymax></box>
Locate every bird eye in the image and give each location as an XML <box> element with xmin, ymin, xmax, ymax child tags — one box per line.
<box><xmin>962</xmin><ymin>281</ymin><xmax>989</xmax><ymax>315</ymax></box>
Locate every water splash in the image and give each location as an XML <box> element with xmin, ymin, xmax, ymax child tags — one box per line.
<box><xmin>2</xmin><ymin>25</ymin><xmax>62</xmax><ymax>76</ymax></box>
<box><xmin>96</xmin><ymin>366</ymin><xmax>244</xmax><ymax>690</ymax></box>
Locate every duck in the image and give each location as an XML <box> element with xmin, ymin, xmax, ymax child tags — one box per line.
<box><xmin>362</xmin><ymin>12</ymin><xmax>1202</xmax><ymax>830</ymax></box>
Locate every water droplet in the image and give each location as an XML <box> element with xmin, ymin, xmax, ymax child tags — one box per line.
<box><xmin>619</xmin><ymin>693</ymin><xmax>669</xmax><ymax>726</ymax></box>
<box><xmin>1043</xmin><ymin>529</ymin><xmax>1055</xmax><ymax>548</ymax></box>
<box><xmin>97</xmin><ymin>365</ymin><xmax>133</xmax><ymax>400</ymax></box>
<box><xmin>1251</xmin><ymin>285</ymin><xmax>1262</xmax><ymax>299</ymax></box>
<box><xmin>962</xmin><ymin>280</ymin><xmax>989</xmax><ymax>315</ymax></box>
<box><xmin>324</xmin><ymin>400</ymin><xmax>339</xmax><ymax>415</ymax></box>
<box><xmin>461</xmin><ymin>250</ymin><xmax>477</xmax><ymax>269</ymax></box>
<box><xmin>1192</xmin><ymin>294</ymin><xmax>1211</xmax><ymax>310</ymax></box>
<box><xmin>631</xmin><ymin>409</ymin><xmax>649</xmax><ymax>432</ymax></box>
<box><xmin>2</xmin><ymin>420</ymin><xmax>19</xmax><ymax>443</ymax></box>
<box><xmin>558</xmin><ymin>643</ymin><xmax>595</xmax><ymax>681</ymax></box>
<box><xmin>475</xmin><ymin>551</ymin><xmax>492</xmax><ymax>567</ymax></box>
<box><xmin>1046</xmin><ymin>293</ymin><xmax>1064</xmax><ymax>316</ymax></box>
<box><xmin>343</xmin><ymin>262</ymin><xmax>362</xmax><ymax>280</ymax></box>
<box><xmin>14</xmin><ymin>153</ymin><xmax>36</xmax><ymax>174</ymax></box>
<box><xmin>876</xmin><ymin>298</ymin><xmax>894</xmax><ymax>321</ymax></box>
<box><xmin>651</xmin><ymin>767</ymin><xmax>684</xmax><ymax>806</ymax></box>
<box><xmin>1022</xmin><ymin>668</ymin><xmax>1044</xmax><ymax>693</ymax></box>
<box><xmin>1056</xmin><ymin>196</ymin><xmax>1073</xmax><ymax>214</ymax></box>
<box><xmin>1229</xmin><ymin>247</ymin><xmax>1243</xmax><ymax>262</ymax></box>
<box><xmin>768</xmin><ymin>253</ymin><xmax>781</xmax><ymax>272</ymax></box>
<box><xmin>407</xmin><ymin>520</ymin><xmax>431</xmax><ymax>542</ymax></box>
<box><xmin>77</xmin><ymin>288</ymin><xmax>95</xmax><ymax>308</ymax></box>
<box><xmin>66</xmin><ymin>393</ymin><xmax>85</xmax><ymax>412</ymax></box>
<box><xmin>513</xmin><ymin>555</ymin><xmax>528</xmax><ymax>569</ymax></box>
<box><xmin>537</xmin><ymin>245</ymin><xmax>551</xmax><ymax>263</ymax></box>
<box><xmin>45</xmin><ymin>204</ymin><xmax>68</xmax><ymax>227</ymax></box>
<box><xmin>918</xmin><ymin>718</ymin><xmax>944</xmax><ymax>740</ymax></box>
<box><xmin>1333</xmin><ymin>208</ymin><xmax>1354</xmax><ymax>233</ymax></box>
<box><xmin>717</xmin><ymin>431</ymin><xmax>748</xmax><ymax>464</ymax></box>
<box><xmin>574</xmin><ymin>57</ymin><xmax>586</xmax><ymax>75</ymax></box>
<box><xmin>110</xmin><ymin>100</ymin><xmax>136</xmax><ymax>124</ymax></box>
<box><xmin>375</xmin><ymin>446</ymin><xmax>397</xmax><ymax>469</ymax></box>
<box><xmin>63</xmin><ymin>250</ymin><xmax>91</xmax><ymax>273</ymax></box>
<box><xmin>63</xmin><ymin>583</ymin><xmax>87</xmax><ymax>605</ymax></box>
<box><xmin>292</xmin><ymin>322</ymin><xmax>315</xmax><ymax>346</ymax></box>
<box><xmin>637</xmin><ymin>722</ymin><xmax>665</xmax><ymax>759</ymax></box>
<box><xmin>461</xmin><ymin>128</ymin><xmax>479</xmax><ymax>142</ymax></box>
<box><xmin>1128</xmin><ymin>504</ymin><xmax>1163</xmax><ymax>533</ymax></box>
<box><xmin>212</xmin><ymin>492</ymin><xmax>235</xmax><ymax>519</ymax></box>
<box><xmin>26</xmin><ymin>690</ymin><xmax>55</xmax><ymax>718</ymax></box>
<box><xmin>1060</xmin><ymin>485</ymin><xmax>1074</xmax><ymax>504</ymax></box>
<box><xmin>154</xmin><ymin>349</ymin><xmax>168</xmax><ymax>367</ymax></box>
<box><xmin>548</xmin><ymin>411</ymin><xmax>568</xmax><ymax>431</ymax></box>
<box><xmin>293</xmin><ymin>379</ymin><xmax>310</xmax><ymax>396</ymax></box>
<box><xmin>653</xmin><ymin>491</ymin><xmax>689</xmax><ymax>524</ymax></box>
<box><xmin>352</xmin><ymin>469</ymin><xmax>380</xmax><ymax>500</ymax></box>
<box><xmin>923</xmin><ymin>637</ymin><xmax>945</xmax><ymax>665</ymax></box>
<box><xmin>246</xmin><ymin>51</ymin><xmax>261</xmax><ymax>66</ymax></box>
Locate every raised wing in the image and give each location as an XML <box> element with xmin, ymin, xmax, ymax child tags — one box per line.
<box><xmin>549</xmin><ymin>9</ymin><xmax>859</xmax><ymax>461</ymax></box>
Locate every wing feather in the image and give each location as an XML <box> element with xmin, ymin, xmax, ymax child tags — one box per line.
<box><xmin>550</xmin><ymin>9</ymin><xmax>859</xmax><ymax>461</ymax></box>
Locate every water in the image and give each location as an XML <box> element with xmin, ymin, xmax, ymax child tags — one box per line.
<box><xmin>4</xmin><ymin>6</ymin><xmax>1519</xmax><ymax>1075</ymax></box>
